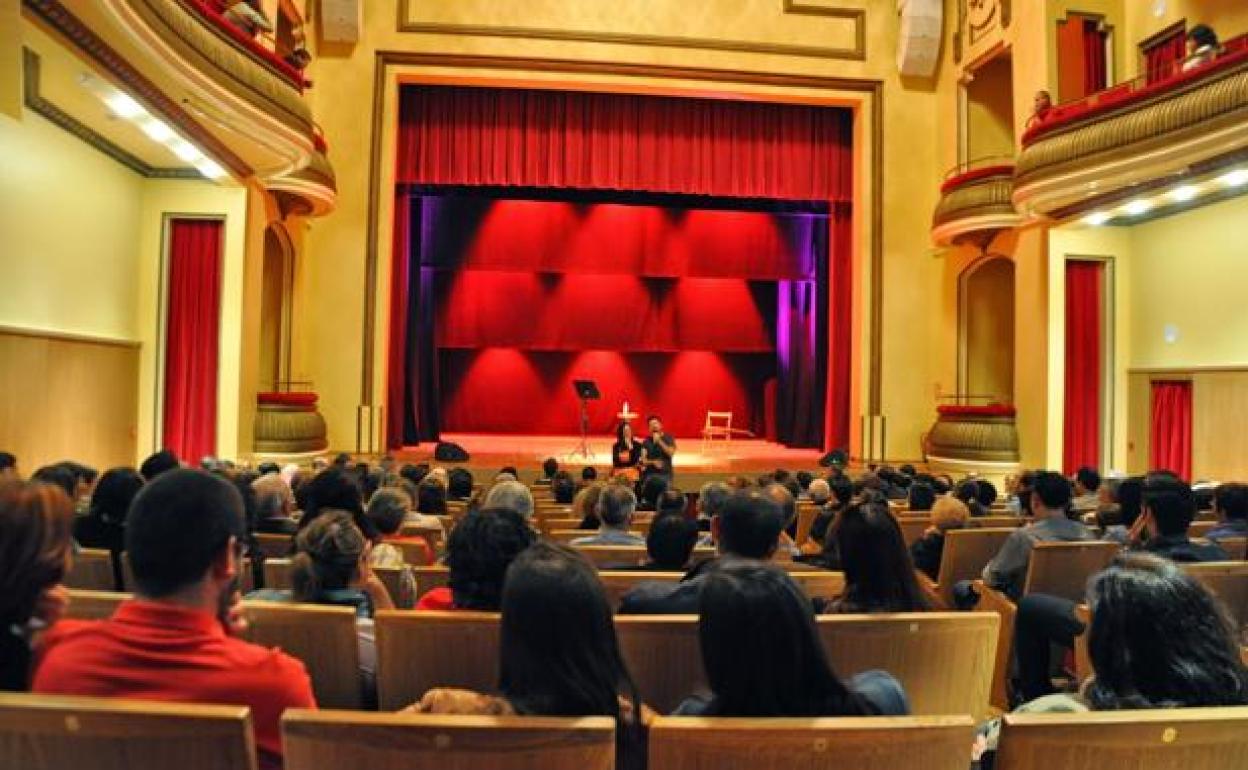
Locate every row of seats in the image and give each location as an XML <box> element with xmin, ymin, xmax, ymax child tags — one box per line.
<box><xmin>5</xmin><ymin>691</ymin><xmax>1248</xmax><ymax>770</ymax></box>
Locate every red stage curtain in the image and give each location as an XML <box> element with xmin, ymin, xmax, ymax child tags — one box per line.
<box><xmin>385</xmin><ymin>190</ymin><xmax>412</xmax><ymax>448</ymax></box>
<box><xmin>824</xmin><ymin>204</ymin><xmax>853</xmax><ymax>452</ymax></box>
<box><xmin>1063</xmin><ymin>260</ymin><xmax>1103</xmax><ymax>475</ymax></box>
<box><xmin>1144</xmin><ymin>31</ymin><xmax>1187</xmax><ymax>83</ymax></box>
<box><xmin>162</xmin><ymin>219</ymin><xmax>223</xmax><ymax>461</ymax></box>
<box><xmin>397</xmin><ymin>87</ymin><xmax>852</xmax><ymax>203</ymax></box>
<box><xmin>1150</xmin><ymin>380</ymin><xmax>1193</xmax><ymax>480</ymax></box>
<box><xmin>1083</xmin><ymin>19</ymin><xmax>1108</xmax><ymax>94</ymax></box>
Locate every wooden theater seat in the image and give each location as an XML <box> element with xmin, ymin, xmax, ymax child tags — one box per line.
<box><xmin>574</xmin><ymin>545</ymin><xmax>715</xmax><ymax>568</ymax></box>
<box><xmin>597</xmin><ymin>570</ymin><xmax>845</xmax><ymax>608</ymax></box>
<box><xmin>252</xmin><ymin>533</ymin><xmax>293</xmax><ymax>559</ymax></box>
<box><xmin>242</xmin><ymin>600</ymin><xmax>362</xmax><ymax>709</ymax></box>
<box><xmin>648</xmin><ymin>715</ymin><xmax>975</xmax><ymax>770</ymax></box>
<box><xmin>1215</xmin><ymin>536</ymin><xmax>1248</xmax><ymax>560</ymax></box>
<box><xmin>65</xmin><ymin>589</ymin><xmax>129</xmax><ymax>621</ymax></box>
<box><xmin>1183</xmin><ymin>561</ymin><xmax>1248</xmax><ymax>633</ymax></box>
<box><xmin>64</xmin><ymin>548</ymin><xmax>115</xmax><ymax>591</ymax></box>
<box><xmin>399</xmin><ymin>524</ymin><xmax>443</xmax><ymax>556</ymax></box>
<box><xmin>897</xmin><ymin>518</ymin><xmax>931</xmax><ymax>547</ymax></box>
<box><xmin>375</xmin><ymin>610</ymin><xmax>501</xmax><ymax>710</ymax></box>
<box><xmin>413</xmin><ymin>564</ymin><xmax>451</xmax><ymax>600</ymax></box>
<box><xmin>975</xmin><ymin>540</ymin><xmax>1121</xmax><ymax>709</ymax></box>
<box><xmin>0</xmin><ymin>692</ymin><xmax>256</xmax><ymax>770</ymax></box>
<box><xmin>916</xmin><ymin>528</ymin><xmax>1016</xmax><ymax>609</ymax></box>
<box><xmin>548</xmin><ymin>529</ymin><xmax>647</xmax><ymax>545</ymax></box>
<box><xmin>282</xmin><ymin>711</ymin><xmax>615</xmax><ymax>770</ymax></box>
<box><xmin>994</xmin><ymin>707</ymin><xmax>1248</xmax><ymax>770</ymax></box>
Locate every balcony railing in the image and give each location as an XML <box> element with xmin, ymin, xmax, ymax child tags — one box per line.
<box><xmin>183</xmin><ymin>0</ymin><xmax>307</xmax><ymax>90</ymax></box>
<box><xmin>931</xmin><ymin>157</ymin><xmax>1021</xmax><ymax>247</ymax></box>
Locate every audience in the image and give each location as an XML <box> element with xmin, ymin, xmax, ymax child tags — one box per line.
<box><xmin>1183</xmin><ymin>23</ymin><xmax>1220</xmax><ymax>71</ymax></box>
<box><xmin>643</xmin><ymin>513</ymin><xmax>700</xmax><ymax>570</ymax></box>
<box><xmin>367</xmin><ymin>487</ymin><xmax>433</xmax><ymax>568</ymax></box>
<box><xmin>536</xmin><ymin>457</ymin><xmax>559</xmax><ymax>486</ymax></box>
<box><xmin>30</xmin><ymin>464</ymin><xmax>77</xmax><ymax>500</ymax></box>
<box><xmin>909</xmin><ymin>495</ymin><xmax>970</xmax><ymax>581</ymax></box>
<box><xmin>573</xmin><ymin>482</ymin><xmax>605</xmax><ymax>529</ymax></box>
<box><xmin>1207</xmin><ymin>482</ymin><xmax>1248</xmax><ymax>541</ymax></box>
<box><xmin>827</xmin><ymin>500</ymin><xmax>929</xmax><ymax>613</ymax></box>
<box><xmin>810</xmin><ymin>473</ymin><xmax>853</xmax><ymax>544</ymax></box>
<box><xmin>674</xmin><ymin>560</ymin><xmax>908</xmax><ymax>716</ymax></box>
<box><xmin>1096</xmin><ymin>475</ymin><xmax>1143</xmax><ymax>543</ymax></box>
<box><xmin>551</xmin><ymin>471</ymin><xmax>577</xmax><ymax>505</ymax></box>
<box><xmin>695</xmin><ymin>481</ymin><xmax>731</xmax><ymax>533</ymax></box>
<box><xmin>1071</xmin><ymin>466</ymin><xmax>1101</xmax><ymax>514</ymax></box>
<box><xmin>415</xmin><ymin>507</ymin><xmax>534</xmax><ymax>611</ymax></box>
<box><xmin>32</xmin><ymin>469</ymin><xmax>316</xmax><ymax>769</ymax></box>
<box><xmin>73</xmin><ymin>467</ymin><xmax>144</xmax><ymax>590</ymax></box>
<box><xmin>1130</xmin><ymin>471</ymin><xmax>1227</xmax><ymax>561</ymax></box>
<box><xmin>251</xmin><ymin>472</ymin><xmax>298</xmax><ymax>534</ymax></box>
<box><xmin>483</xmin><ymin>479</ymin><xmax>534</xmax><ymax>520</ymax></box>
<box><xmin>572</xmin><ymin>485</ymin><xmax>644</xmax><ymax>546</ymax></box>
<box><xmin>296</xmin><ymin>466</ymin><xmax>378</xmax><ymax>540</ymax></box>
<box><xmin>1</xmin><ymin>480</ymin><xmax>74</xmax><ymax>691</ymax></box>
<box><xmin>955</xmin><ymin>479</ymin><xmax>987</xmax><ymax>518</ymax></box>
<box><xmin>907</xmin><ymin>480</ymin><xmax>936</xmax><ymax>512</ymax></box>
<box><xmin>138</xmin><ymin>449</ymin><xmax>179</xmax><ymax>481</ymax></box>
<box><xmin>411</xmin><ymin>543</ymin><xmax>650</xmax><ymax>770</ymax></box>
<box><xmin>0</xmin><ymin>451</ymin><xmax>18</xmax><ymax>480</ymax></box>
<box><xmin>982</xmin><ymin>471</ymin><xmax>1092</xmax><ymax>600</ymax></box>
<box><xmin>447</xmin><ymin>467</ymin><xmax>475</xmax><ymax>501</ymax></box>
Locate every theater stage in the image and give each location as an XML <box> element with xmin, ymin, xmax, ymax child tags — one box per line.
<box><xmin>394</xmin><ymin>433</ymin><xmax>827</xmax><ymax>486</ymax></box>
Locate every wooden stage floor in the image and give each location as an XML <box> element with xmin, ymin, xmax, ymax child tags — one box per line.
<box><xmin>394</xmin><ymin>433</ymin><xmax>826</xmax><ymax>486</ymax></box>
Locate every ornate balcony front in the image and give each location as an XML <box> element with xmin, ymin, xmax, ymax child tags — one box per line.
<box><xmin>931</xmin><ymin>160</ymin><xmax>1022</xmax><ymax>247</ymax></box>
<box><xmin>1014</xmin><ymin>36</ymin><xmax>1248</xmax><ymax>219</ymax></box>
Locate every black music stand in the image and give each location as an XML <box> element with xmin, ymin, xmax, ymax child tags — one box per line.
<box><xmin>567</xmin><ymin>379</ymin><xmax>601</xmax><ymax>460</ymax></box>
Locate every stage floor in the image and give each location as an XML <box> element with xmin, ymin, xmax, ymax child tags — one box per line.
<box><xmin>395</xmin><ymin>433</ymin><xmax>825</xmax><ymax>484</ymax></box>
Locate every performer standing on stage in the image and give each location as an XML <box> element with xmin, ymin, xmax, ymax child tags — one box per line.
<box><xmin>611</xmin><ymin>422</ymin><xmax>645</xmax><ymax>479</ymax></box>
<box><xmin>641</xmin><ymin>415</ymin><xmax>677</xmax><ymax>480</ymax></box>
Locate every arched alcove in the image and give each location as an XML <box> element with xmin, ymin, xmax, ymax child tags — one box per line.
<box><xmin>958</xmin><ymin>256</ymin><xmax>1015</xmax><ymax>403</ymax></box>
<box><xmin>259</xmin><ymin>224</ymin><xmax>294</xmax><ymax>391</ymax></box>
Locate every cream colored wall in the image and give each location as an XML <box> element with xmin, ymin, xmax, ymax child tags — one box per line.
<box><xmin>0</xmin><ymin>108</ymin><xmax>144</xmax><ymax>342</ymax></box>
<box><xmin>301</xmin><ymin>0</ymin><xmax>947</xmax><ymax>460</ymax></box>
<box><xmin>963</xmin><ymin>258</ymin><xmax>1014</xmax><ymax>403</ymax></box>
<box><xmin>966</xmin><ymin>56</ymin><xmax>1014</xmax><ymax>160</ymax></box>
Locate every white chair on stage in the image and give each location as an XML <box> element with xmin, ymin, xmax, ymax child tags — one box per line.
<box><xmin>701</xmin><ymin>410</ymin><xmax>734</xmax><ymax>453</ymax></box>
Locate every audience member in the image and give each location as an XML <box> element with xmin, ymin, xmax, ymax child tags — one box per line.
<box><xmin>1097</xmin><ymin>475</ymin><xmax>1142</xmax><ymax>543</ymax></box>
<box><xmin>827</xmin><ymin>500</ymin><xmax>929</xmax><ymax>613</ymax></box>
<box><xmin>0</xmin><ymin>452</ymin><xmax>17</xmax><ymax>480</ymax></box>
<box><xmin>656</xmin><ymin>488</ymin><xmax>687</xmax><ymax>519</ymax></box>
<box><xmin>483</xmin><ymin>479</ymin><xmax>534</xmax><ymax>520</ymax></box>
<box><xmin>1207</xmin><ymin>482</ymin><xmax>1248</xmax><ymax>541</ymax></box>
<box><xmin>982</xmin><ymin>471</ymin><xmax>1092</xmax><ymax>600</ymax></box>
<box><xmin>1</xmin><ymin>481</ymin><xmax>74</xmax><ymax>691</ymax></box>
<box><xmin>251</xmin><ymin>472</ymin><xmax>298</xmax><ymax>534</ymax></box>
<box><xmin>976</xmin><ymin>478</ymin><xmax>998</xmax><ymax>509</ymax></box>
<box><xmin>1132</xmin><ymin>471</ymin><xmax>1227</xmax><ymax>561</ymax></box>
<box><xmin>572</xmin><ymin>485</ymin><xmax>644</xmax><ymax>546</ymax></box>
<box><xmin>1071</xmin><ymin>467</ymin><xmax>1101</xmax><ymax>514</ymax></box>
<box><xmin>416</xmin><ymin>477</ymin><xmax>449</xmax><ymax>515</ymax></box>
<box><xmin>765</xmin><ymin>483</ymin><xmax>801</xmax><ymax>557</ymax></box>
<box><xmin>644</xmin><ymin>513</ymin><xmax>700</xmax><ymax>570</ymax></box>
<box><xmin>955</xmin><ymin>479</ymin><xmax>987</xmax><ymax>517</ymax></box>
<box><xmin>807</xmin><ymin>478</ymin><xmax>831</xmax><ymax>507</ymax></box>
<box><xmin>447</xmin><ymin>467</ymin><xmax>475</xmax><ymax>501</ymax></box>
<box><xmin>674</xmin><ymin>560</ymin><xmax>907</xmax><ymax>716</ymax></box>
<box><xmin>637</xmin><ymin>474</ymin><xmax>668</xmax><ymax>512</ymax></box>
<box><xmin>909</xmin><ymin>496</ymin><xmax>970</xmax><ymax>581</ymax></box>
<box><xmin>551</xmin><ymin>471</ymin><xmax>577</xmax><ymax>505</ymax></box>
<box><xmin>399</xmin><ymin>463</ymin><xmax>430</xmax><ymax>487</ymax></box>
<box><xmin>367</xmin><ymin>488</ymin><xmax>433</xmax><ymax>567</ymax></box>
<box><xmin>810</xmin><ymin>473</ymin><xmax>853</xmax><ymax>545</ymax></box>
<box><xmin>573</xmin><ymin>483</ymin><xmax>605</xmax><ymax>530</ymax></box>
<box><xmin>536</xmin><ymin>457</ymin><xmax>559</xmax><ymax>486</ymax></box>
<box><xmin>33</xmin><ymin>469</ymin><xmax>315</xmax><ymax>769</ymax></box>
<box><xmin>30</xmin><ymin>465</ymin><xmax>77</xmax><ymax>500</ymax></box>
<box><xmin>138</xmin><ymin>449</ymin><xmax>179</xmax><ymax>481</ymax></box>
<box><xmin>411</xmin><ymin>543</ymin><xmax>650</xmax><ymax>770</ymax></box>
<box><xmin>74</xmin><ymin>467</ymin><xmax>144</xmax><ymax>590</ymax></box>
<box><xmin>695</xmin><ymin>481</ymin><xmax>731</xmax><ymax>532</ymax></box>
<box><xmin>581</xmin><ymin>466</ymin><xmax>598</xmax><ymax>485</ymax></box>
<box><xmin>295</xmin><ymin>466</ymin><xmax>377</xmax><ymax>540</ymax></box>
<box><xmin>907</xmin><ymin>481</ymin><xmax>936</xmax><ymax>512</ymax></box>
<box><xmin>1183</xmin><ymin>23</ymin><xmax>1220</xmax><ymax>71</ymax></box>
<box><xmin>415</xmin><ymin>508</ymin><xmax>534</xmax><ymax>611</ymax></box>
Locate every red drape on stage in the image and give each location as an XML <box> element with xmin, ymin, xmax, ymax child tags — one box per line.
<box><xmin>390</xmin><ymin>85</ymin><xmax>853</xmax><ymax>449</ymax></box>
<box><xmin>396</xmin><ymin>87</ymin><xmax>852</xmax><ymax>203</ymax></box>
<box><xmin>1063</xmin><ymin>260</ymin><xmax>1103</xmax><ymax>475</ymax></box>
<box><xmin>1083</xmin><ymin>19</ymin><xmax>1108</xmax><ymax>95</ymax></box>
<box><xmin>162</xmin><ymin>218</ymin><xmax>222</xmax><ymax>461</ymax></box>
<box><xmin>1150</xmin><ymin>380</ymin><xmax>1193</xmax><ymax>481</ymax></box>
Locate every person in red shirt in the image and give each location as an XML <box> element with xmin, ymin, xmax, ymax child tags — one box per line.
<box><xmin>33</xmin><ymin>469</ymin><xmax>315</xmax><ymax>769</ymax></box>
<box><xmin>415</xmin><ymin>507</ymin><xmax>534</xmax><ymax>611</ymax></box>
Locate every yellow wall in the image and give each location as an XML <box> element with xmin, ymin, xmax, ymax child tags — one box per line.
<box><xmin>0</xmin><ymin>109</ymin><xmax>144</xmax><ymax>342</ymax></box>
<box><xmin>966</xmin><ymin>55</ymin><xmax>1015</xmax><ymax>160</ymax></box>
<box><xmin>1124</xmin><ymin>0</ymin><xmax>1248</xmax><ymax>78</ymax></box>
<box><xmin>300</xmin><ymin>0</ymin><xmax>947</xmax><ymax>460</ymax></box>
<box><xmin>963</xmin><ymin>257</ymin><xmax>1014</xmax><ymax>403</ymax></box>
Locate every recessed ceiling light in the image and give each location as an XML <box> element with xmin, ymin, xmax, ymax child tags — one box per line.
<box><xmin>195</xmin><ymin>159</ymin><xmax>226</xmax><ymax>179</ymax></box>
<box><xmin>1219</xmin><ymin>169</ymin><xmax>1248</xmax><ymax>188</ymax></box>
<box><xmin>1121</xmin><ymin>199</ymin><xmax>1153</xmax><ymax>216</ymax></box>
<box><xmin>171</xmin><ymin>140</ymin><xmax>202</xmax><ymax>163</ymax></box>
<box><xmin>105</xmin><ymin>92</ymin><xmax>145</xmax><ymax>119</ymax></box>
<box><xmin>1083</xmin><ymin>211</ymin><xmax>1111</xmax><ymax>226</ymax></box>
<box><xmin>140</xmin><ymin>118</ymin><xmax>174</xmax><ymax>142</ymax></box>
<box><xmin>1168</xmin><ymin>185</ymin><xmax>1199</xmax><ymax>202</ymax></box>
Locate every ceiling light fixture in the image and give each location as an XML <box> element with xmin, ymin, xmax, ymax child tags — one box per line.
<box><xmin>140</xmin><ymin>118</ymin><xmax>174</xmax><ymax>142</ymax></box>
<box><xmin>1121</xmin><ymin>199</ymin><xmax>1153</xmax><ymax>216</ymax></box>
<box><xmin>1083</xmin><ymin>211</ymin><xmax>1112</xmax><ymax>226</ymax></box>
<box><xmin>1168</xmin><ymin>185</ymin><xmax>1199</xmax><ymax>203</ymax></box>
<box><xmin>171</xmin><ymin>140</ymin><xmax>203</xmax><ymax>163</ymax></box>
<box><xmin>1219</xmin><ymin>169</ymin><xmax>1248</xmax><ymax>188</ymax></box>
<box><xmin>195</xmin><ymin>159</ymin><xmax>226</xmax><ymax>179</ymax></box>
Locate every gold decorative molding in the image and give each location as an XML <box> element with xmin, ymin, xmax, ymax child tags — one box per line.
<box><xmin>22</xmin><ymin>48</ymin><xmax>200</xmax><ymax>178</ymax></box>
<box><xmin>0</xmin><ymin>323</ymin><xmax>141</xmax><ymax>349</ymax></box>
<box><xmin>932</xmin><ymin>170</ymin><xmax>1021</xmax><ymax>246</ymax></box>
<box><xmin>397</xmin><ymin>0</ymin><xmax>866</xmax><ymax>61</ymax></box>
<box><xmin>928</xmin><ymin>413</ymin><xmax>1020</xmax><ymax>463</ymax></box>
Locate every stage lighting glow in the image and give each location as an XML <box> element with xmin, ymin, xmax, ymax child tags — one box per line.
<box><xmin>1121</xmin><ymin>199</ymin><xmax>1152</xmax><ymax>216</ymax></box>
<box><xmin>1083</xmin><ymin>211</ymin><xmax>1111</xmax><ymax>226</ymax></box>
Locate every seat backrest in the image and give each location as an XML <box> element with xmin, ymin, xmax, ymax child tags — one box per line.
<box><xmin>704</xmin><ymin>411</ymin><xmax>732</xmax><ymax>430</ymax></box>
<box><xmin>64</xmin><ymin>548</ymin><xmax>114</xmax><ymax>591</ymax></box>
<box><xmin>65</xmin><ymin>589</ymin><xmax>130</xmax><ymax>621</ymax></box>
<box><xmin>1023</xmin><ymin>541</ymin><xmax>1120</xmax><ymax>601</ymax></box>
<box><xmin>648</xmin><ymin>715</ymin><xmax>975</xmax><ymax>770</ymax></box>
<box><xmin>1216</xmin><ymin>537</ymin><xmax>1248</xmax><ymax>560</ymax></box>
<box><xmin>935</xmin><ymin>528</ymin><xmax>1017</xmax><ymax>607</ymax></box>
<box><xmin>898</xmin><ymin>518</ymin><xmax>930</xmax><ymax>547</ymax></box>
<box><xmin>596</xmin><ymin>570</ymin><xmax>845</xmax><ymax>609</ymax></box>
<box><xmin>995</xmin><ymin>707</ymin><xmax>1248</xmax><ymax>770</ymax></box>
<box><xmin>253</xmin><ymin>533</ymin><xmax>292</xmax><ymax>559</ymax></box>
<box><xmin>242</xmin><ymin>600</ymin><xmax>362</xmax><ymax>709</ymax></box>
<box><xmin>538</xmin><ymin>517</ymin><xmax>582</xmax><ymax>534</ymax></box>
<box><xmin>971</xmin><ymin>516</ymin><xmax>1027</xmax><ymax>529</ymax></box>
<box><xmin>263</xmin><ymin>558</ymin><xmax>294</xmax><ymax>590</ymax></box>
<box><xmin>374</xmin><ymin>565</ymin><xmax>412</xmax><ymax>609</ymax></box>
<box><xmin>794</xmin><ymin>504</ymin><xmax>818</xmax><ymax>545</ymax></box>
<box><xmin>548</xmin><ymin>529</ymin><xmax>646</xmax><ymax>545</ymax></box>
<box><xmin>1184</xmin><ymin>561</ymin><xmax>1248</xmax><ymax>632</ymax></box>
<box><xmin>0</xmin><ymin>692</ymin><xmax>256</xmax><ymax>770</ymax></box>
<box><xmin>399</xmin><ymin>524</ymin><xmax>444</xmax><ymax>555</ymax></box>
<box><xmin>282</xmin><ymin>710</ymin><xmax>615</xmax><ymax>770</ymax></box>
<box><xmin>574</xmin><ymin>545</ymin><xmax>714</xmax><ymax>569</ymax></box>
<box><xmin>374</xmin><ymin>610</ymin><xmax>501</xmax><ymax>710</ymax></box>
<box><xmin>1188</xmin><ymin>520</ymin><xmax>1217</xmax><ymax>538</ymax></box>
<box><xmin>413</xmin><ymin>565</ymin><xmax>451</xmax><ymax>600</ymax></box>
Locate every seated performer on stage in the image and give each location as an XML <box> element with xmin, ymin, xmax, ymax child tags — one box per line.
<box><xmin>641</xmin><ymin>415</ymin><xmax>677</xmax><ymax>480</ymax></box>
<box><xmin>611</xmin><ymin>421</ymin><xmax>644</xmax><ymax>480</ymax></box>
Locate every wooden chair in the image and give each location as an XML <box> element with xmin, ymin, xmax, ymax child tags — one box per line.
<box><xmin>701</xmin><ymin>410</ymin><xmax>733</xmax><ymax>452</ymax></box>
<box><xmin>971</xmin><ymin>516</ymin><xmax>1028</xmax><ymax>529</ymax></box>
<box><xmin>375</xmin><ymin>565</ymin><xmax>413</xmax><ymax>610</ymax></box>
<box><xmin>994</xmin><ymin>707</ymin><xmax>1248</xmax><ymax>770</ymax></box>
<box><xmin>597</xmin><ymin>570</ymin><xmax>845</xmax><ymax>609</ymax></box>
<box><xmin>242</xmin><ymin>600</ymin><xmax>362</xmax><ymax>709</ymax></box>
<box><xmin>0</xmin><ymin>692</ymin><xmax>256</xmax><ymax>770</ymax></box>
<box><xmin>1184</xmin><ymin>561</ymin><xmax>1248</xmax><ymax>632</ymax></box>
<box><xmin>64</xmin><ymin>548</ymin><xmax>115</xmax><ymax>591</ymax></box>
<box><xmin>263</xmin><ymin>558</ymin><xmax>294</xmax><ymax>591</ymax></box>
<box><xmin>374</xmin><ymin>610</ymin><xmax>501</xmax><ymax>710</ymax></box>
<box><xmin>1211</xmin><ymin>536</ymin><xmax>1247</xmax><ymax>560</ymax></box>
<box><xmin>794</xmin><ymin>504</ymin><xmax>819</xmax><ymax>546</ymax></box>
<box><xmin>538</xmin><ymin>517</ymin><xmax>583</xmax><ymax>534</ymax></box>
<box><xmin>413</xmin><ymin>565</ymin><xmax>451</xmax><ymax>600</ymax></box>
<box><xmin>1189</xmin><ymin>520</ymin><xmax>1217</xmax><ymax>538</ymax></box>
<box><xmin>282</xmin><ymin>711</ymin><xmax>615</xmax><ymax>770</ymax></box>
<box><xmin>976</xmin><ymin>539</ymin><xmax>1121</xmax><ymax>709</ymax></box>
<box><xmin>548</xmin><ymin>529</ymin><xmax>646</xmax><ymax>545</ymax></box>
<box><xmin>573</xmin><ymin>545</ymin><xmax>714</xmax><ymax>569</ymax></box>
<box><xmin>649</xmin><ymin>715</ymin><xmax>975</xmax><ymax>770</ymax></box>
<box><xmin>399</xmin><ymin>523</ymin><xmax>444</xmax><ymax>556</ymax></box>
<box><xmin>394</xmin><ymin>538</ymin><xmax>436</xmax><ymax>566</ymax></box>
<box><xmin>917</xmin><ymin>528</ymin><xmax>1016</xmax><ymax>609</ymax></box>
<box><xmin>253</xmin><ymin>533</ymin><xmax>293</xmax><ymax>559</ymax></box>
<box><xmin>898</xmin><ymin>518</ymin><xmax>931</xmax><ymax>547</ymax></box>
<box><xmin>65</xmin><ymin>589</ymin><xmax>129</xmax><ymax>621</ymax></box>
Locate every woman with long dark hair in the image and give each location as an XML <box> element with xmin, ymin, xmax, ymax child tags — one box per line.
<box><xmin>74</xmin><ymin>467</ymin><xmax>144</xmax><ymax>590</ymax></box>
<box><xmin>676</xmin><ymin>560</ymin><xmax>908</xmax><ymax>716</ymax></box>
<box><xmin>611</xmin><ymin>421</ymin><xmax>644</xmax><ymax>480</ymax></box>
<box><xmin>411</xmin><ymin>542</ymin><xmax>650</xmax><ymax>770</ymax></box>
<box><xmin>829</xmin><ymin>500</ymin><xmax>930</xmax><ymax>613</ymax></box>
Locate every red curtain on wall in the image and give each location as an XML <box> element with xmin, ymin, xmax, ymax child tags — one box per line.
<box><xmin>1083</xmin><ymin>19</ymin><xmax>1108</xmax><ymax>94</ymax></box>
<box><xmin>162</xmin><ymin>218</ymin><xmax>223</xmax><ymax>461</ymax></box>
<box><xmin>1150</xmin><ymin>380</ymin><xmax>1193</xmax><ymax>480</ymax></box>
<box><xmin>1144</xmin><ymin>31</ymin><xmax>1187</xmax><ymax>82</ymax></box>
<box><xmin>1063</xmin><ymin>261</ymin><xmax>1103</xmax><ymax>475</ymax></box>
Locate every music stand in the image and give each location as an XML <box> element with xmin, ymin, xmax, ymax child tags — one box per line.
<box><xmin>567</xmin><ymin>379</ymin><xmax>601</xmax><ymax>460</ymax></box>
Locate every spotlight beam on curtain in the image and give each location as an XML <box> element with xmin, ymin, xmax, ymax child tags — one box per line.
<box><xmin>162</xmin><ymin>218</ymin><xmax>223</xmax><ymax>461</ymax></box>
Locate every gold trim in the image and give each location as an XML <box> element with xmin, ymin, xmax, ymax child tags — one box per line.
<box><xmin>933</xmin><ymin>176</ymin><xmax>1017</xmax><ymax>225</ymax></box>
<box><xmin>358</xmin><ymin>52</ymin><xmax>885</xmax><ymax>420</ymax></box>
<box><xmin>0</xmin><ymin>323</ymin><xmax>141</xmax><ymax>349</ymax></box>
<box><xmin>396</xmin><ymin>0</ymin><xmax>866</xmax><ymax>61</ymax></box>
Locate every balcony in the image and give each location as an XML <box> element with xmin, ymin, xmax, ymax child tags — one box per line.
<box><xmin>29</xmin><ymin>0</ymin><xmax>335</xmax><ymax>214</ymax></box>
<box><xmin>1014</xmin><ymin>35</ymin><xmax>1248</xmax><ymax>219</ymax></box>
<box><xmin>931</xmin><ymin>158</ymin><xmax>1022</xmax><ymax>247</ymax></box>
